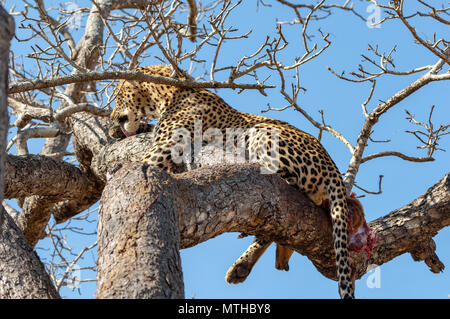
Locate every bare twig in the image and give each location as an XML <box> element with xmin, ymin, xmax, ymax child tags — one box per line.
<box><xmin>353</xmin><ymin>175</ymin><xmax>384</xmax><ymax>196</ymax></box>
<box><xmin>9</xmin><ymin>69</ymin><xmax>275</xmax><ymax>94</ymax></box>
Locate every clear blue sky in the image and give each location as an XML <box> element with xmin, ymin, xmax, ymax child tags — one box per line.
<box><xmin>4</xmin><ymin>0</ymin><xmax>449</xmax><ymax>299</ymax></box>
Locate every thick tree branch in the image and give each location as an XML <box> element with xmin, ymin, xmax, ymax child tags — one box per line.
<box><xmin>0</xmin><ymin>5</ymin><xmax>59</xmax><ymax>299</ymax></box>
<box><xmin>99</xmin><ymin>162</ymin><xmax>449</xmax><ymax>297</ymax></box>
<box><xmin>97</xmin><ymin>163</ymin><xmax>184</xmax><ymax>299</ymax></box>
<box><xmin>4</xmin><ymin>154</ymin><xmax>91</xmax><ymax>200</ymax></box>
<box><xmin>4</xmin><ymin>154</ymin><xmax>96</xmax><ymax>246</ymax></box>
<box><xmin>361</xmin><ymin>171</ymin><xmax>449</xmax><ymax>275</ymax></box>
<box><xmin>0</xmin><ymin>205</ymin><xmax>61</xmax><ymax>298</ymax></box>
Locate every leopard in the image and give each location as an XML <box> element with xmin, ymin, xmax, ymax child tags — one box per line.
<box><xmin>110</xmin><ymin>64</ymin><xmax>357</xmax><ymax>298</ymax></box>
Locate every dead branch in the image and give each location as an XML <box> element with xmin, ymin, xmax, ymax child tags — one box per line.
<box><xmin>343</xmin><ymin>51</ymin><xmax>449</xmax><ymax>191</ymax></box>
<box><xmin>9</xmin><ymin>69</ymin><xmax>275</xmax><ymax>94</ymax></box>
<box><xmin>360</xmin><ymin>151</ymin><xmax>435</xmax><ymax>163</ymax></box>
<box><xmin>405</xmin><ymin>106</ymin><xmax>450</xmax><ymax>157</ymax></box>
<box><xmin>186</xmin><ymin>0</ymin><xmax>197</xmax><ymax>42</ymax></box>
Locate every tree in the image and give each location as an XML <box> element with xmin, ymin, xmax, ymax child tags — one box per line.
<box><xmin>1</xmin><ymin>0</ymin><xmax>448</xmax><ymax>298</ymax></box>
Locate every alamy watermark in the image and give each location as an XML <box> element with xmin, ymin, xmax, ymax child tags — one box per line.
<box><xmin>366</xmin><ymin>3</ymin><xmax>382</xmax><ymax>29</ymax></box>
<box><xmin>366</xmin><ymin>264</ymin><xmax>381</xmax><ymax>289</ymax></box>
<box><xmin>63</xmin><ymin>2</ymin><xmax>83</xmax><ymax>31</ymax></box>
<box><xmin>65</xmin><ymin>263</ymin><xmax>81</xmax><ymax>289</ymax></box>
<box><xmin>170</xmin><ymin>120</ymin><xmax>280</xmax><ymax>174</ymax></box>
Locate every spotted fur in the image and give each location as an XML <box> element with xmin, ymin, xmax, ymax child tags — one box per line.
<box><xmin>110</xmin><ymin>65</ymin><xmax>354</xmax><ymax>299</ymax></box>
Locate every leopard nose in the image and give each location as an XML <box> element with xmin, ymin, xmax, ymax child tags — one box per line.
<box><xmin>118</xmin><ymin>115</ymin><xmax>128</xmax><ymax>123</ymax></box>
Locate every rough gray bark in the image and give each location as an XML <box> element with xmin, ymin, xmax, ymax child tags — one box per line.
<box><xmin>364</xmin><ymin>173</ymin><xmax>449</xmax><ymax>275</ymax></box>
<box><xmin>0</xmin><ymin>209</ymin><xmax>60</xmax><ymax>299</ymax></box>
<box><xmin>0</xmin><ymin>6</ymin><xmax>10</xmax><ymax>196</ymax></box>
<box><xmin>97</xmin><ymin>163</ymin><xmax>184</xmax><ymax>299</ymax></box>
<box><xmin>4</xmin><ymin>155</ymin><xmax>91</xmax><ymax>200</ymax></box>
<box><xmin>97</xmin><ymin>160</ymin><xmax>448</xmax><ymax>297</ymax></box>
<box><xmin>4</xmin><ymin>154</ymin><xmax>93</xmax><ymax>246</ymax></box>
<box><xmin>0</xmin><ymin>5</ymin><xmax>59</xmax><ymax>299</ymax></box>
<box><xmin>92</xmin><ymin>132</ymin><xmax>155</xmax><ymax>182</ymax></box>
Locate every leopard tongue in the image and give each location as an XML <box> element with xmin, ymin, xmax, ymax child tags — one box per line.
<box><xmin>120</xmin><ymin>123</ymin><xmax>136</xmax><ymax>137</ymax></box>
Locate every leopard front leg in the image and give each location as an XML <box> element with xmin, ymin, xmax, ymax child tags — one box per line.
<box><xmin>140</xmin><ymin>141</ymin><xmax>188</xmax><ymax>174</ymax></box>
